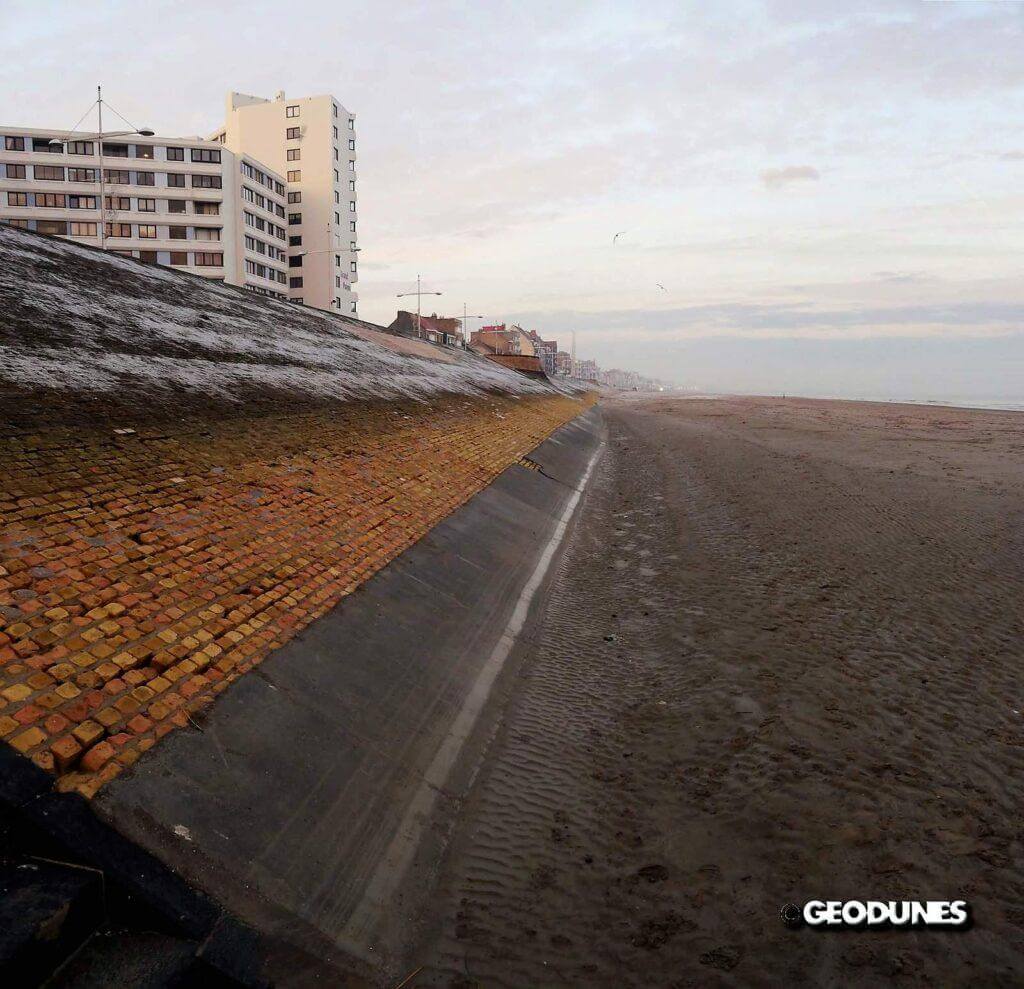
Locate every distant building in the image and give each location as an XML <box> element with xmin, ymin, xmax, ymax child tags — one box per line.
<box><xmin>554</xmin><ymin>350</ymin><xmax>572</xmax><ymax>375</ymax></box>
<box><xmin>213</xmin><ymin>90</ymin><xmax>360</xmax><ymax>316</ymax></box>
<box><xmin>389</xmin><ymin>310</ymin><xmax>463</xmax><ymax>346</ymax></box>
<box><xmin>469</xmin><ymin>324</ymin><xmax>537</xmax><ymax>357</ymax></box>
<box><xmin>525</xmin><ymin>330</ymin><xmax>558</xmax><ymax>375</ymax></box>
<box><xmin>0</xmin><ymin>126</ymin><xmax>288</xmax><ymax>298</ymax></box>
<box><xmin>574</xmin><ymin>358</ymin><xmax>599</xmax><ymax>382</ymax></box>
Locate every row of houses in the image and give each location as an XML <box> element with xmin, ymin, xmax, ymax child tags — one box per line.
<box><xmin>388</xmin><ymin>312</ymin><xmax>666</xmax><ymax>390</ymax></box>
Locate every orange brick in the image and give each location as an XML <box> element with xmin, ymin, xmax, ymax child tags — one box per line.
<box><xmin>51</xmin><ymin>734</ymin><xmax>83</xmax><ymax>772</ymax></box>
<box><xmin>72</xmin><ymin>720</ymin><xmax>104</xmax><ymax>748</ymax></box>
<box><xmin>80</xmin><ymin>740</ymin><xmax>115</xmax><ymax>773</ymax></box>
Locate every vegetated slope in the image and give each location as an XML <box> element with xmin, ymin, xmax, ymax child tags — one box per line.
<box><xmin>0</xmin><ymin>224</ymin><xmax>555</xmax><ymax>419</ymax></box>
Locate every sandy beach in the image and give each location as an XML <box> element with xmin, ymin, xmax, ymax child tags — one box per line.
<box><xmin>411</xmin><ymin>394</ymin><xmax>1024</xmax><ymax>987</ymax></box>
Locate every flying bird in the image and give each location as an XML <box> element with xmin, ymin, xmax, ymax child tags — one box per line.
<box><xmin>656</xmin><ymin>283</ymin><xmax>667</xmax><ymax>292</ymax></box>
<box><xmin>612</xmin><ymin>230</ymin><xmax>626</xmax><ymax>245</ymax></box>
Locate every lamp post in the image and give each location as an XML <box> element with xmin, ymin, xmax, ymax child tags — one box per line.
<box><xmin>445</xmin><ymin>305</ymin><xmax>484</xmax><ymax>348</ymax></box>
<box><xmin>49</xmin><ymin>86</ymin><xmax>153</xmax><ymax>251</ymax></box>
<box><xmin>397</xmin><ymin>275</ymin><xmax>441</xmax><ymax>338</ymax></box>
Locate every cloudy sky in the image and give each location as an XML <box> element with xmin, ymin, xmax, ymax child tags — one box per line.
<box><xmin>3</xmin><ymin>0</ymin><xmax>1023</xmax><ymax>400</ymax></box>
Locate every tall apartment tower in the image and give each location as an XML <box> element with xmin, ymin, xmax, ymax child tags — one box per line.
<box><xmin>213</xmin><ymin>91</ymin><xmax>359</xmax><ymax>316</ymax></box>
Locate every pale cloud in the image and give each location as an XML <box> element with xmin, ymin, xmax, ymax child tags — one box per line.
<box><xmin>760</xmin><ymin>166</ymin><xmax>821</xmax><ymax>190</ymax></box>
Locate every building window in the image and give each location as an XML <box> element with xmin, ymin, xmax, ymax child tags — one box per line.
<box><xmin>349</xmin><ymin>180</ymin><xmax>355</xmax><ymax>191</ymax></box>
<box><xmin>194</xmin><ymin>201</ymin><xmax>220</xmax><ymax>215</ymax></box>
<box><xmin>35</xmin><ymin>164</ymin><xmax>65</xmax><ymax>181</ymax></box>
<box><xmin>5</xmin><ymin>164</ymin><xmax>26</xmax><ymax>179</ymax></box>
<box><xmin>138</xmin><ymin>224</ymin><xmax>157</xmax><ymax>238</ymax></box>
<box><xmin>168</xmin><ymin>199</ymin><xmax>186</xmax><ymax>213</ymax></box>
<box><xmin>334</xmin><ymin>147</ymin><xmax>339</xmax><ymax>160</ymax></box>
<box><xmin>105</xmin><ymin>223</ymin><xmax>132</xmax><ymax>238</ymax></box>
<box><xmin>286</xmin><ymin>127</ymin><xmax>300</xmax><ymax>140</ymax></box>
<box><xmin>68</xmin><ymin>195</ymin><xmax>97</xmax><ymax>209</ymax></box>
<box><xmin>348</xmin><ymin>118</ymin><xmax>354</xmax><ymax>130</ymax></box>
<box><xmin>335</xmin><ymin>254</ymin><xmax>340</xmax><ymax>267</ymax></box>
<box><xmin>68</xmin><ymin>140</ymin><xmax>94</xmax><ymax>156</ymax></box>
<box><xmin>286</xmin><ymin>105</ymin><xmax>299</xmax><ymax>118</ymax></box>
<box><xmin>7</xmin><ymin>192</ymin><xmax>28</xmax><ymax>207</ymax></box>
<box><xmin>289</xmin><ymin>276</ymin><xmax>303</xmax><ymax>288</ymax></box>
<box><xmin>350</xmin><ymin>261</ymin><xmax>357</xmax><ymax>273</ymax></box>
<box><xmin>4</xmin><ymin>136</ymin><xmax>25</xmax><ymax>151</ymax></box>
<box><xmin>138</xmin><ymin>249</ymin><xmax>158</xmax><ymax>262</ymax></box>
<box><xmin>136</xmin><ymin>197</ymin><xmax>155</xmax><ymax>212</ymax></box>
<box><xmin>350</xmin><ymin>220</ymin><xmax>356</xmax><ymax>232</ymax></box>
<box><xmin>69</xmin><ymin>221</ymin><xmax>97</xmax><ymax>236</ymax></box>
<box><xmin>194</xmin><ymin>227</ymin><xmax>221</xmax><ymax>241</ymax></box>
<box><xmin>135</xmin><ymin>171</ymin><xmax>155</xmax><ymax>186</ymax></box>
<box><xmin>102</xmin><ymin>142</ymin><xmax>129</xmax><ymax>157</ymax></box>
<box><xmin>36</xmin><ymin>219</ymin><xmax>68</xmax><ymax>235</ymax></box>
<box><xmin>287</xmin><ymin>191</ymin><xmax>301</xmax><ymax>204</ymax></box>
<box><xmin>191</xmin><ymin>148</ymin><xmax>221</xmax><ymax>163</ymax></box>
<box><xmin>33</xmin><ymin>138</ymin><xmax>61</xmax><ymax>154</ymax></box>
<box><xmin>104</xmin><ymin>195</ymin><xmax>130</xmax><ymax>210</ymax></box>
<box><xmin>4</xmin><ymin>218</ymin><xmax>28</xmax><ymax>228</ymax></box>
<box><xmin>288</xmin><ymin>235</ymin><xmax>301</xmax><ymax>247</ymax></box>
<box><xmin>167</xmin><ymin>173</ymin><xmax>186</xmax><ymax>188</ymax></box>
<box><xmin>193</xmin><ymin>251</ymin><xmax>223</xmax><ymax>266</ymax></box>
<box><xmin>135</xmin><ymin>145</ymin><xmax>154</xmax><ymax>159</ymax></box>
<box><xmin>348</xmin><ymin>159</ymin><xmax>355</xmax><ymax>171</ymax></box>
<box><xmin>348</xmin><ymin>139</ymin><xmax>355</xmax><ymax>151</ymax></box>
<box><xmin>334</xmin><ymin>169</ymin><xmax>339</xmax><ymax>183</ymax></box>
<box><xmin>350</xmin><ymin>240</ymin><xmax>357</xmax><ymax>250</ymax></box>
<box><xmin>169</xmin><ymin>251</ymin><xmax>188</xmax><ymax>265</ymax></box>
<box><xmin>191</xmin><ymin>174</ymin><xmax>222</xmax><ymax>188</ymax></box>
<box><xmin>166</xmin><ymin>147</ymin><xmax>184</xmax><ymax>161</ymax></box>
<box><xmin>286</xmin><ymin>148</ymin><xmax>300</xmax><ymax>161</ymax></box>
<box><xmin>168</xmin><ymin>226</ymin><xmax>187</xmax><ymax>239</ymax></box>
<box><xmin>288</xmin><ymin>212</ymin><xmax>301</xmax><ymax>225</ymax></box>
<box><xmin>68</xmin><ymin>167</ymin><xmax>95</xmax><ymax>182</ymax></box>
<box><xmin>104</xmin><ymin>169</ymin><xmax>130</xmax><ymax>184</ymax></box>
<box><xmin>333</xmin><ymin>126</ymin><xmax>338</xmax><ymax>139</ymax></box>
<box><xmin>287</xmin><ymin>170</ymin><xmax>301</xmax><ymax>182</ymax></box>
<box><xmin>288</xmin><ymin>255</ymin><xmax>302</xmax><ymax>267</ymax></box>
<box><xmin>37</xmin><ymin>193</ymin><xmax>67</xmax><ymax>208</ymax></box>
<box><xmin>350</xmin><ymin>301</ymin><xmax>357</xmax><ymax>314</ymax></box>
<box><xmin>349</xmin><ymin>200</ymin><xmax>356</xmax><ymax>211</ymax></box>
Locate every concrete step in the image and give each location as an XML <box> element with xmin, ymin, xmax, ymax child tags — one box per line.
<box><xmin>46</xmin><ymin>931</ymin><xmax>215</xmax><ymax>988</ymax></box>
<box><xmin>0</xmin><ymin>859</ymin><xmax>103</xmax><ymax>986</ymax></box>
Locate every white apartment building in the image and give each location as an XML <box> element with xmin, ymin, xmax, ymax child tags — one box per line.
<box><xmin>213</xmin><ymin>91</ymin><xmax>359</xmax><ymax>315</ymax></box>
<box><xmin>0</xmin><ymin>127</ymin><xmax>289</xmax><ymax>298</ymax></box>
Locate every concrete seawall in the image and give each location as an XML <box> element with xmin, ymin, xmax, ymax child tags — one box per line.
<box><xmin>93</xmin><ymin>406</ymin><xmax>603</xmax><ymax>982</ymax></box>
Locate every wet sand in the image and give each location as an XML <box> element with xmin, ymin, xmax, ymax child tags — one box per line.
<box><xmin>407</xmin><ymin>395</ymin><xmax>1024</xmax><ymax>987</ymax></box>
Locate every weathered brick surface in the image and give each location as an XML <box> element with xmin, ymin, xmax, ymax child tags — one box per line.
<box><xmin>0</xmin><ymin>392</ymin><xmax>591</xmax><ymax>797</ymax></box>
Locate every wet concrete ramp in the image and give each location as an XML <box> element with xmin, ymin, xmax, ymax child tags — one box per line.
<box><xmin>90</xmin><ymin>408</ymin><xmax>603</xmax><ymax>983</ymax></box>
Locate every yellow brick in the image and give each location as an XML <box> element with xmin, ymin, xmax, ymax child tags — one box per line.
<box><xmin>11</xmin><ymin>727</ymin><xmax>46</xmax><ymax>754</ymax></box>
<box><xmin>1</xmin><ymin>683</ymin><xmax>34</xmax><ymax>704</ymax></box>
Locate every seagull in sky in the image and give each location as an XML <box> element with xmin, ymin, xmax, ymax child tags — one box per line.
<box><xmin>612</xmin><ymin>230</ymin><xmax>626</xmax><ymax>245</ymax></box>
<box><xmin>656</xmin><ymin>283</ymin><xmax>668</xmax><ymax>292</ymax></box>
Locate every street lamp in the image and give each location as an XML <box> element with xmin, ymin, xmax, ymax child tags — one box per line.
<box><xmin>397</xmin><ymin>275</ymin><xmax>441</xmax><ymax>338</ymax></box>
<box><xmin>459</xmin><ymin>305</ymin><xmax>485</xmax><ymax>348</ymax></box>
<box><xmin>49</xmin><ymin>86</ymin><xmax>154</xmax><ymax>251</ymax></box>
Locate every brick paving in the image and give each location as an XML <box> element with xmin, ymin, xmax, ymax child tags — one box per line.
<box><xmin>0</xmin><ymin>392</ymin><xmax>590</xmax><ymax>798</ymax></box>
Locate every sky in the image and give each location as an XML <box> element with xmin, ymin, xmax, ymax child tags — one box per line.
<box><xmin>2</xmin><ymin>0</ymin><xmax>1023</xmax><ymax>400</ymax></box>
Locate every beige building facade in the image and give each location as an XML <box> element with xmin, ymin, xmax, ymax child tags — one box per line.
<box><xmin>0</xmin><ymin>127</ymin><xmax>288</xmax><ymax>296</ymax></box>
<box><xmin>213</xmin><ymin>91</ymin><xmax>359</xmax><ymax>315</ymax></box>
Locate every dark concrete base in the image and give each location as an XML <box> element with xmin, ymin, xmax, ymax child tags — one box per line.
<box><xmin>90</xmin><ymin>406</ymin><xmax>604</xmax><ymax>984</ymax></box>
